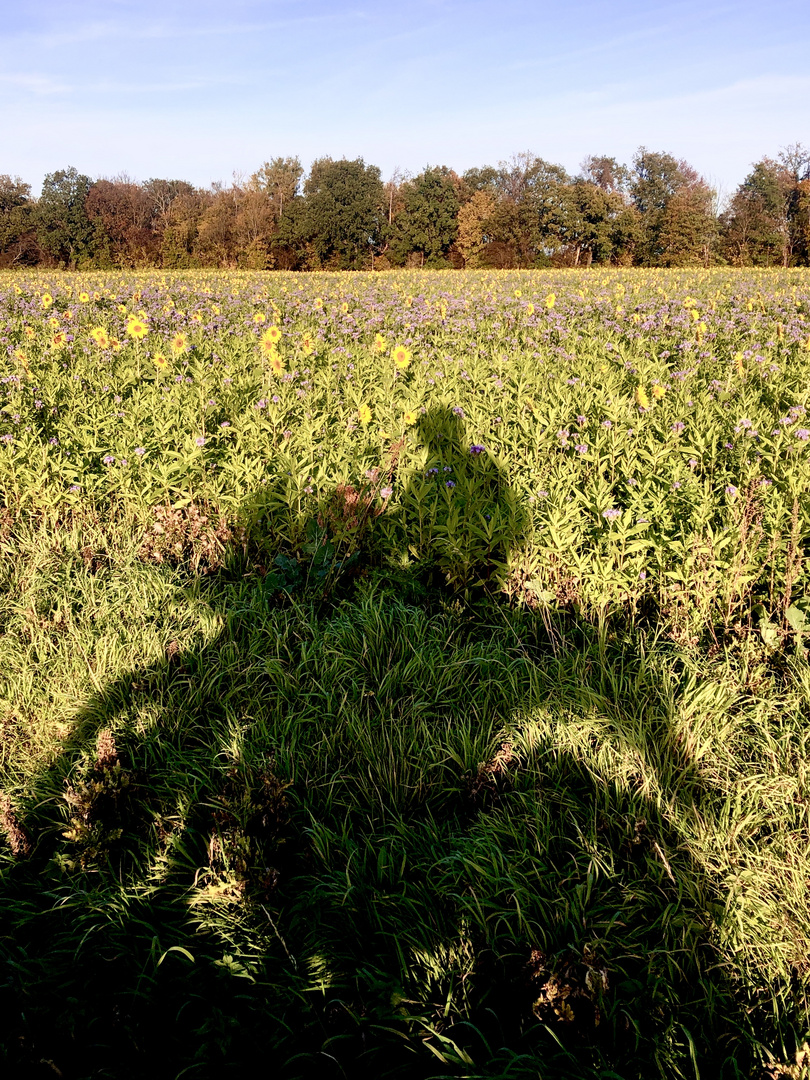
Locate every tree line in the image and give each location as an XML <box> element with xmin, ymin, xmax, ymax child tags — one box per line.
<box><xmin>1</xmin><ymin>145</ymin><xmax>808</xmax><ymax>271</ymax></box>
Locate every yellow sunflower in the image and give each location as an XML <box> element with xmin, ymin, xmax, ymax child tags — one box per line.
<box><xmin>392</xmin><ymin>345</ymin><xmax>411</xmax><ymax>370</ymax></box>
<box><xmin>153</xmin><ymin>353</ymin><xmax>168</xmax><ymax>369</ymax></box>
<box><xmin>170</xmin><ymin>333</ymin><xmax>188</xmax><ymax>355</ymax></box>
<box><xmin>253</xmin><ymin>312</ymin><xmax>266</xmax><ymax>324</ymax></box>
<box><xmin>270</xmin><ymin>354</ymin><xmax>284</xmax><ymax>374</ymax></box>
<box><xmin>90</xmin><ymin>327</ymin><xmax>110</xmax><ymax>349</ymax></box>
<box><xmin>126</xmin><ymin>317</ymin><xmax>149</xmax><ymax>340</ymax></box>
<box><xmin>358</xmin><ymin>403</ymin><xmax>372</xmax><ymax>424</ymax></box>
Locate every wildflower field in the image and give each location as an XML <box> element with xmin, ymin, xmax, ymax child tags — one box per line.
<box><xmin>2</xmin><ymin>268</ymin><xmax>810</xmax><ymax>1079</ymax></box>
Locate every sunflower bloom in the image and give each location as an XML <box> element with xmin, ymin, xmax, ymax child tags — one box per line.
<box><xmin>374</xmin><ymin>333</ymin><xmax>387</xmax><ymax>353</ymax></box>
<box><xmin>734</xmin><ymin>351</ymin><xmax>745</xmax><ymax>375</ymax></box>
<box><xmin>170</xmin><ymin>333</ymin><xmax>188</xmax><ymax>355</ymax></box>
<box><xmin>153</xmin><ymin>353</ymin><xmax>168</xmax><ymax>369</ymax></box>
<box><xmin>358</xmin><ymin>403</ymin><xmax>372</xmax><ymax>424</ymax></box>
<box><xmin>300</xmin><ymin>334</ymin><xmax>314</xmax><ymax>356</ymax></box>
<box><xmin>79</xmin><ymin>292</ymin><xmax>90</xmax><ymax>303</ymax></box>
<box><xmin>90</xmin><ymin>327</ymin><xmax>110</xmax><ymax>349</ymax></box>
<box><xmin>340</xmin><ymin>302</ymin><xmax>349</xmax><ymax>314</ymax></box>
<box><xmin>126</xmin><ymin>317</ymin><xmax>149</xmax><ymax>340</ymax></box>
<box><xmin>41</xmin><ymin>293</ymin><xmax>53</xmax><ymax>309</ymax></box>
<box><xmin>392</xmin><ymin>345</ymin><xmax>411</xmax><ymax>370</ymax></box>
<box><xmin>545</xmin><ymin>293</ymin><xmax>556</xmax><ymax>309</ymax></box>
<box><xmin>525</xmin><ymin>302</ymin><xmax>535</xmax><ymax>316</ymax></box>
<box><xmin>262</xmin><ymin>326</ymin><xmax>282</xmax><ymax>345</ymax></box>
<box><xmin>635</xmin><ymin>386</ymin><xmax>650</xmax><ymax>410</ymax></box>
<box><xmin>24</xmin><ymin>326</ymin><xmax>35</xmax><ymax>340</ymax></box>
<box><xmin>270</xmin><ymin>354</ymin><xmax>284</xmax><ymax>374</ymax></box>
<box><xmin>51</xmin><ymin>332</ymin><xmax>67</xmax><ymax>349</ymax></box>
<box><xmin>253</xmin><ymin>312</ymin><xmax>266</xmax><ymax>324</ymax></box>
<box><xmin>651</xmin><ymin>384</ymin><xmax>665</xmax><ymax>400</ymax></box>
<box><xmin>403</xmin><ymin>410</ymin><xmax>418</xmax><ymax>425</ymax></box>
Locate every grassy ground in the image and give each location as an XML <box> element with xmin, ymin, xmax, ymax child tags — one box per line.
<box><xmin>1</xmin><ymin>508</ymin><xmax>809</xmax><ymax>1079</ymax></box>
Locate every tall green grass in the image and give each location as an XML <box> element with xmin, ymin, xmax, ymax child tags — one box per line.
<box><xmin>1</xmin><ymin>509</ymin><xmax>809</xmax><ymax>1079</ymax></box>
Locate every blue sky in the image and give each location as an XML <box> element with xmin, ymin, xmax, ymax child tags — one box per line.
<box><xmin>2</xmin><ymin>0</ymin><xmax>808</xmax><ymax>196</ymax></box>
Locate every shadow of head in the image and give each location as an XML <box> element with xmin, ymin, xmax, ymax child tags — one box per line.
<box><xmin>394</xmin><ymin>403</ymin><xmax>527</xmax><ymax>590</ymax></box>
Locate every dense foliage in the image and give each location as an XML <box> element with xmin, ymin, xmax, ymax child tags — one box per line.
<box><xmin>2</xmin><ymin>144</ymin><xmax>809</xmax><ymax>271</ymax></box>
<box><xmin>1</xmin><ymin>268</ymin><xmax>810</xmax><ymax>1079</ymax></box>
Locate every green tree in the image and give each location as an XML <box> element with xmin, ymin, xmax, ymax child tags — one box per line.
<box><xmin>35</xmin><ymin>167</ymin><xmax>99</xmax><ymax>268</ymax></box>
<box><xmin>299</xmin><ymin>158</ymin><xmax>385</xmax><ymax>270</ymax></box>
<box><xmin>657</xmin><ymin>183</ymin><xmax>717</xmax><ymax>266</ymax></box>
<box><xmin>391</xmin><ymin>166</ymin><xmax>460</xmax><ymax>267</ymax></box>
<box><xmin>555</xmin><ymin>181</ymin><xmax>628</xmax><ymax>265</ymax></box>
<box><xmin>721</xmin><ymin>160</ymin><xmax>790</xmax><ymax>266</ymax></box>
<box><xmin>484</xmin><ymin>153</ymin><xmax>571</xmax><ymax>267</ymax></box>
<box><xmin>631</xmin><ymin>149</ymin><xmax>716</xmax><ymax>264</ymax></box>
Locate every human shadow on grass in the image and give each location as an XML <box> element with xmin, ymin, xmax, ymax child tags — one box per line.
<box><xmin>0</xmin><ymin>407</ymin><xmax>791</xmax><ymax>1080</ymax></box>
